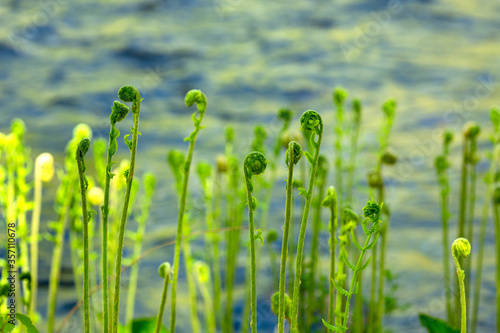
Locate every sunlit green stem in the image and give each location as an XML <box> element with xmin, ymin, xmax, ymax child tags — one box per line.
<box><xmin>471</xmin><ymin>145</ymin><xmax>499</xmax><ymax>332</ymax></box>
<box><xmin>170</xmin><ymin>90</ymin><xmax>206</xmax><ymax>333</ymax></box>
<box><xmin>47</xmin><ymin>182</ymin><xmax>74</xmax><ymax>333</ymax></box>
<box><xmin>155</xmin><ymin>264</ymin><xmax>171</xmax><ymax>333</ymax></box>
<box><xmin>452</xmin><ymin>238</ymin><xmax>471</xmax><ymax>333</ymax></box>
<box><xmin>112</xmin><ymin>88</ymin><xmax>141</xmax><ymax>333</ymax></box>
<box><xmin>278</xmin><ymin>144</ymin><xmax>298</xmax><ymax>333</ymax></box>
<box><xmin>326</xmin><ymin>188</ymin><xmax>338</xmax><ymax>328</ymax></box>
<box><xmin>290</xmin><ymin>111</ymin><xmax>323</xmax><ymax>333</ymax></box>
<box><xmin>28</xmin><ymin>161</ymin><xmax>42</xmax><ymax>320</ymax></box>
<box><xmin>456</xmin><ymin>134</ymin><xmax>468</xmax><ymax>325</ymax></box>
<box><xmin>76</xmin><ymin>140</ymin><xmax>91</xmax><ymax>333</ymax></box>
<box><xmin>126</xmin><ymin>175</ymin><xmax>155</xmax><ymax>333</ymax></box>
<box><xmin>493</xmin><ymin>194</ymin><xmax>500</xmax><ymax>333</ymax></box>
<box><xmin>243</xmin><ymin>152</ymin><xmax>268</xmax><ymax>333</ymax></box>
<box><xmin>307</xmin><ymin>158</ymin><xmax>327</xmax><ymax>330</ymax></box>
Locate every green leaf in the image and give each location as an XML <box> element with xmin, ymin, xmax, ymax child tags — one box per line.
<box><xmin>418</xmin><ymin>313</ymin><xmax>459</xmax><ymax>333</ymax></box>
<box><xmin>357</xmin><ymin>256</ymin><xmax>372</xmax><ymax>272</ymax></box>
<box><xmin>15</xmin><ymin>313</ymin><xmax>40</xmax><ymax>333</ymax></box>
<box><xmin>298</xmin><ymin>187</ymin><xmax>308</xmax><ymax>198</ymax></box>
<box><xmin>331</xmin><ymin>278</ymin><xmax>349</xmax><ymax>296</ymax></box>
<box><xmin>340</xmin><ymin>252</ymin><xmax>355</xmax><ymax>271</ymax></box>
<box><xmin>1</xmin><ymin>315</ymin><xmax>15</xmax><ymax>333</ymax></box>
<box><xmin>254</xmin><ymin>229</ymin><xmax>264</xmax><ymax>245</ymax></box>
<box><xmin>350</xmin><ymin>229</ymin><xmax>363</xmax><ymax>251</ymax></box>
<box><xmin>118</xmin><ymin>317</ymin><xmax>169</xmax><ymax>333</ymax></box>
<box><xmin>365</xmin><ymin>233</ymin><xmax>379</xmax><ymax>250</ymax></box>
<box><xmin>352</xmin><ymin>281</ymin><xmax>360</xmax><ymax>294</ymax></box>
<box><xmin>322</xmin><ymin>319</ymin><xmax>346</xmax><ymax>332</ymax></box>
<box><xmin>304</xmin><ymin>151</ymin><xmax>314</xmax><ymax>165</ymax></box>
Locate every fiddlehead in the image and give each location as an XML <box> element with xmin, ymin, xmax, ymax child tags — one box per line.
<box><xmin>244</xmin><ymin>151</ymin><xmax>268</xmax><ymax>195</ymax></box>
<box><xmin>452</xmin><ymin>238</ymin><xmax>470</xmax><ymax>333</ymax></box>
<box><xmin>285</xmin><ymin>141</ymin><xmax>303</xmax><ymax>167</ymax></box>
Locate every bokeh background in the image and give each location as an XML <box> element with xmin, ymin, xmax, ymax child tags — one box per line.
<box><xmin>1</xmin><ymin>0</ymin><xmax>500</xmax><ymax>332</ymax></box>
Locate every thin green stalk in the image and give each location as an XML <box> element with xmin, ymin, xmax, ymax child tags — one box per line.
<box><xmin>48</xmin><ymin>127</ymin><xmax>89</xmax><ymax>333</ymax></box>
<box><xmin>290</xmin><ymin>110</ymin><xmax>323</xmax><ymax>333</ymax></box>
<box><xmin>47</xmin><ymin>182</ymin><xmax>73</xmax><ymax>333</ymax></box>
<box><xmin>112</xmin><ymin>86</ymin><xmax>142</xmax><ymax>333</ymax></box>
<box><xmin>182</xmin><ymin>222</ymin><xmax>201</xmax><ymax>333</ymax></box>
<box><xmin>76</xmin><ymin>138</ymin><xmax>91</xmax><ymax>333</ymax></box>
<box><xmin>435</xmin><ymin>130</ymin><xmax>454</xmax><ymax>323</ymax></box>
<box><xmin>333</xmin><ymin>87</ymin><xmax>347</xmax><ymax>205</ymax></box>
<box><xmin>170</xmin><ymin>90</ymin><xmax>207</xmax><ymax>333</ymax></box>
<box><xmin>471</xmin><ymin>114</ymin><xmax>499</xmax><ymax>333</ymax></box>
<box><xmin>323</xmin><ymin>187</ymin><xmax>337</xmax><ymax>328</ymax></box>
<box><xmin>307</xmin><ymin>155</ymin><xmax>328</xmax><ymax>330</ymax></box>
<box><xmin>101</xmin><ymin>100</ymin><xmax>130</xmax><ymax>333</ymax></box>
<box><xmin>322</xmin><ymin>200</ymin><xmax>382</xmax><ymax>332</ymax></box>
<box><xmin>194</xmin><ymin>261</ymin><xmax>216</xmax><ymax>333</ymax></box>
<box><xmin>372</xmin><ymin>100</ymin><xmax>396</xmax><ymax>333</ymax></box>
<box><xmin>456</xmin><ymin>130</ymin><xmax>469</xmax><ymax>326</ymax></box>
<box><xmin>212</xmin><ymin>169</ymin><xmax>223</xmax><ymax>325</ymax></box>
<box><xmin>266</xmin><ymin>232</ymin><xmax>279</xmax><ymax>291</ymax></box>
<box><xmin>29</xmin><ymin>153</ymin><xmax>54</xmax><ymax>319</ymax></box>
<box><xmin>343</xmin><ymin>230</ymin><xmax>376</xmax><ymax>329</ymax></box>
<box><xmin>168</xmin><ymin>150</ymin><xmax>200</xmax><ymax>333</ymax></box>
<box><xmin>126</xmin><ymin>174</ymin><xmax>156</xmax><ymax>333</ymax></box>
<box><xmin>464</xmin><ymin>124</ymin><xmax>480</xmax><ymax>319</ymax></box>
<box><xmin>278</xmin><ymin>142</ymin><xmax>302</xmax><ymax>333</ymax></box>
<box><xmin>452</xmin><ymin>238</ymin><xmax>471</xmax><ymax>333</ymax></box>
<box><xmin>493</xmin><ymin>188</ymin><xmax>500</xmax><ymax>333</ymax></box>
<box><xmin>367</xmin><ymin>242</ymin><xmax>377</xmax><ymax>333</ymax></box>
<box><xmin>155</xmin><ymin>263</ymin><xmax>172</xmax><ymax>333</ymax></box>
<box><xmin>225</xmin><ymin>155</ymin><xmax>245</xmax><ymax>333</ymax></box>
<box><xmin>336</xmin><ymin>209</ymin><xmax>358</xmax><ymax>327</ymax></box>
<box><xmin>243</xmin><ymin>151</ymin><xmax>268</xmax><ymax>333</ymax></box>
<box><xmin>345</xmin><ymin>100</ymin><xmax>362</xmax><ymax>206</ymax></box>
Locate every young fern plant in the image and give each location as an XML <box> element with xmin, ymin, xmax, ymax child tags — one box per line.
<box><xmin>155</xmin><ymin>262</ymin><xmax>172</xmax><ymax>333</ymax></box>
<box><xmin>335</xmin><ymin>208</ymin><xmax>359</xmax><ymax>327</ymax></box>
<box><xmin>434</xmin><ymin>130</ymin><xmax>454</xmax><ymax>323</ymax></box>
<box><xmin>463</xmin><ymin>122</ymin><xmax>481</xmax><ymax>308</ymax></box>
<box><xmin>345</xmin><ymin>99</ymin><xmax>362</xmax><ymax>206</ymax></box>
<box><xmin>452</xmin><ymin>238</ymin><xmax>471</xmax><ymax>333</ymax></box>
<box><xmin>193</xmin><ymin>260</ymin><xmax>216</xmax><ymax>333</ymax></box>
<box><xmin>493</xmin><ymin>186</ymin><xmax>500</xmax><ymax>333</ymax></box>
<box><xmin>333</xmin><ymin>87</ymin><xmax>347</xmax><ymax>204</ymax></box>
<box><xmin>290</xmin><ymin>110</ymin><xmax>324</xmax><ymax>332</ymax></box>
<box><xmin>277</xmin><ymin>141</ymin><xmax>302</xmax><ymax>333</ymax></box>
<box><xmin>100</xmin><ymin>98</ymin><xmax>130</xmax><ymax>332</ymax></box>
<box><xmin>75</xmin><ymin>138</ymin><xmax>92</xmax><ymax>333</ymax></box>
<box><xmin>243</xmin><ymin>151</ymin><xmax>268</xmax><ymax>333</ymax></box>
<box><xmin>47</xmin><ymin>124</ymin><xmax>92</xmax><ymax>333</ymax></box>
<box><xmin>111</xmin><ymin>85</ymin><xmax>142</xmax><ymax>333</ymax></box>
<box><xmin>170</xmin><ymin>89</ymin><xmax>207</xmax><ymax>333</ymax></box>
<box><xmin>168</xmin><ymin>150</ymin><xmax>200</xmax><ymax>333</ymax></box>
<box><xmin>307</xmin><ymin>154</ymin><xmax>328</xmax><ymax>330</ymax></box>
<box><xmin>125</xmin><ymin>173</ymin><xmax>156</xmax><ymax>333</ymax></box>
<box><xmin>471</xmin><ymin>108</ymin><xmax>500</xmax><ymax>333</ymax></box>
<box><xmin>322</xmin><ymin>186</ymin><xmax>337</xmax><ymax>327</ymax></box>
<box><xmin>29</xmin><ymin>152</ymin><xmax>54</xmax><ymax>320</ymax></box>
<box><xmin>322</xmin><ymin>200</ymin><xmax>382</xmax><ymax>332</ymax></box>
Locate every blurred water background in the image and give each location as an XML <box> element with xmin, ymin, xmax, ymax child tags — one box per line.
<box><xmin>1</xmin><ymin>0</ymin><xmax>500</xmax><ymax>331</ymax></box>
